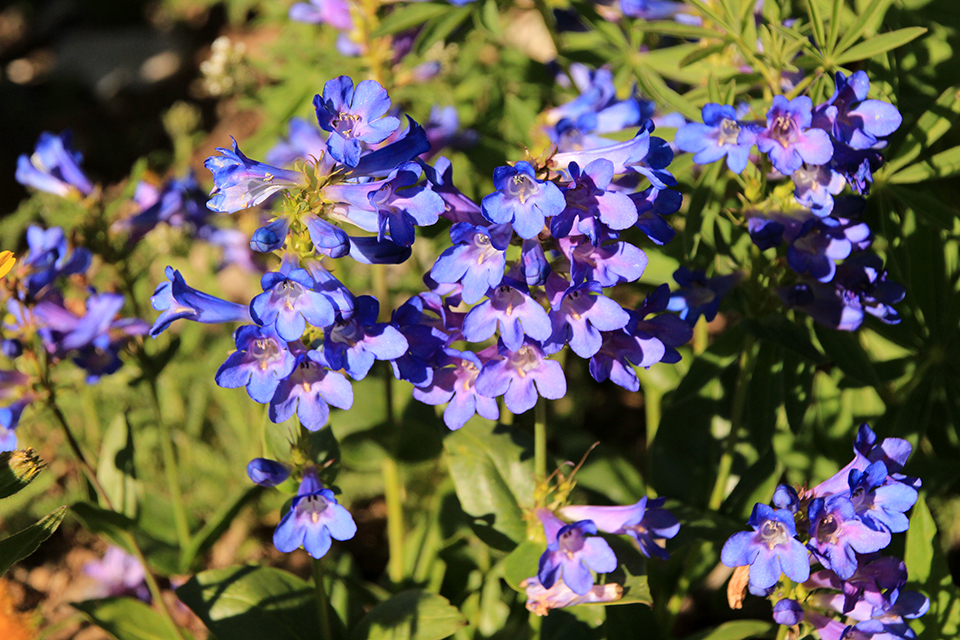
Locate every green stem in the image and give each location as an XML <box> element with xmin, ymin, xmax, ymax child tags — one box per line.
<box><xmin>48</xmin><ymin>397</ymin><xmax>184</xmax><ymax>640</ymax></box>
<box><xmin>534</xmin><ymin>400</ymin><xmax>547</xmax><ymax>483</ymax></box>
<box><xmin>122</xmin><ymin>530</ymin><xmax>186</xmax><ymax>640</ymax></box>
<box><xmin>382</xmin><ymin>456</ymin><xmax>405</xmax><ymax>584</ymax></box>
<box><xmin>381</xmin><ymin>363</ymin><xmax>405</xmax><ymax>584</ymax></box>
<box><xmin>313</xmin><ymin>558</ymin><xmax>332</xmax><ymax>640</ymax></box>
<box><xmin>146</xmin><ymin>377</ymin><xmax>192</xmax><ymax>555</ymax></box>
<box><xmin>708</xmin><ymin>334</ymin><xmax>757</xmax><ymax>511</ymax></box>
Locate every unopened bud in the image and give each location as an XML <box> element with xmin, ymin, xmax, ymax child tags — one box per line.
<box><xmin>0</xmin><ymin>448</ymin><xmax>45</xmax><ymax>499</ymax></box>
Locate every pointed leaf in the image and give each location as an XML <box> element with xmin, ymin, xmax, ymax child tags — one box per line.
<box><xmin>904</xmin><ymin>494</ymin><xmax>936</xmax><ymax>584</ymax></box>
<box><xmin>0</xmin><ymin>506</ymin><xmax>67</xmax><ymax>575</ymax></box>
<box><xmin>834</xmin><ymin>27</ymin><xmax>927</xmax><ymax>65</ymax></box>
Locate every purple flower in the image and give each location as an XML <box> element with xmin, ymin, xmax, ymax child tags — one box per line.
<box><xmin>667</xmin><ymin>267</ymin><xmax>738</xmax><ymax>325</ymax></box>
<box><xmin>366</xmin><ymin>163</ymin><xmax>445</xmax><ymax>247</ymax></box>
<box><xmin>561</xmin><ymin>497</ymin><xmax>680</xmax><ymax>560</ymax></box>
<box><xmin>274</xmin><ymin>470</ymin><xmax>357</xmax><ymax>559</ymax></box>
<box><xmin>675</xmin><ymin>104</ymin><xmax>756</xmax><ymax>173</ymax></box>
<box><xmin>786</xmin><ymin>217</ymin><xmax>870</xmax><ymax>283</ymax></box>
<box><xmin>562</xmin><ymin>236</ymin><xmax>647</xmax><ymax>287</ymax></box>
<box><xmin>632</xmin><ymin>186</ymin><xmax>682</xmax><ymax>246</ymax></box>
<box><xmin>475</xmin><ymin>340</ymin><xmax>566</xmax><ymax>414</ymax></box>
<box><xmin>215</xmin><ymin>325</ymin><xmax>297</xmax><ymax>403</ymax></box>
<box><xmin>412</xmin><ymin>348</ymin><xmax>500</xmax><ymax>430</ymax></box>
<box><xmin>807</xmin><ymin>495</ymin><xmax>891</xmax><ymax>580</ymax></box>
<box><xmin>251</xmin><ymin>268</ymin><xmax>344</xmax><ymax>341</ymax></box>
<box><xmin>772</xmin><ymin>599</ymin><xmax>804</xmax><ymax>626</ymax></box>
<box><xmin>430</xmin><ymin>223</ymin><xmax>510</xmax><ymax>304</ymax></box>
<box><xmin>720</xmin><ymin>503</ymin><xmax>811</xmax><ymax>590</ymax></box>
<box><xmin>150</xmin><ymin>266</ymin><xmax>252</xmax><ymax>337</ymax></box>
<box><xmin>247</xmin><ymin>458</ymin><xmax>290</xmax><ymax>486</ymax></box>
<box><xmin>16</xmin><ymin>131</ymin><xmax>94</xmax><ymax>197</ymax></box>
<box><xmin>813</xmin><ymin>71</ymin><xmax>902</xmax><ymax>151</ymax></box>
<box><xmin>322</xmin><ymin>295</ymin><xmax>408</xmax><ymax>380</ymax></box>
<box><xmin>536</xmin><ymin>509</ymin><xmax>618</xmax><ymax>596</ymax></box>
<box><xmin>21</xmin><ymin>226</ymin><xmax>91</xmax><ymax>297</ymax></box>
<box><xmin>835</xmin><ymin>255</ymin><xmax>905</xmax><ymax>325</ymax></box>
<box><xmin>848</xmin><ymin>461</ymin><xmax>918</xmax><ymax>534</ymax></box>
<box><xmin>756</xmin><ymin>96</ymin><xmax>834</xmax><ymax>175</ymax></box>
<box><xmin>635</xmin><ymin>284</ymin><xmax>692</xmax><ymax>364</ymax></box>
<box><xmin>521</xmin><ymin>576</ymin><xmax>622</xmax><ymax>616</ymax></box>
<box><xmin>314</xmin><ymin>76</ymin><xmax>401</xmax><ymax>167</ymax></box>
<box><xmin>83</xmin><ymin>546</ymin><xmax>150</xmax><ymax>602</ymax></box>
<box><xmin>587</xmin><ymin>315</ymin><xmax>667</xmax><ymax>391</ymax></box>
<box><xmin>421</xmin><ymin>156</ymin><xmax>487</xmax><ymax>226</ymax></box>
<box><xmin>793</xmin><ymin>164</ymin><xmax>846</xmax><ymax>216</ymax></box>
<box><xmin>205</xmin><ymin>140</ymin><xmax>305</xmax><ymax>214</ymax></box>
<box><xmin>481</xmin><ymin>161</ymin><xmax>566</xmax><ymax>239</ymax></box>
<box><xmin>780</xmin><ymin>281</ymin><xmax>864</xmax><ymax>331</ymax></box>
<box><xmin>551</xmin><ymin>159</ymin><xmax>639</xmax><ymax>243</ymax></box>
<box><xmin>269</xmin><ymin>351</ymin><xmax>354</xmax><ymax>430</ymax></box>
<box><xmin>289</xmin><ymin>0</ymin><xmax>353</xmax><ymax>30</ymax></box>
<box><xmin>546</xmin><ymin>280</ymin><xmax>631</xmax><ymax>358</ymax></box>
<box><xmin>461</xmin><ymin>279</ymin><xmax>552</xmax><ymax>351</ymax></box>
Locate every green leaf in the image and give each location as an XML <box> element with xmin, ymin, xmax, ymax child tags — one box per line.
<box><xmin>804</xmin><ymin>0</ymin><xmax>827</xmax><ymax>52</ymax></box>
<box><xmin>602</xmin><ymin>537</ymin><xmax>651</xmax><ymax>607</ymax></box>
<box><xmin>683</xmin><ymin>620</ymin><xmax>777</xmax><ymax>640</ymax></box>
<box><xmin>0</xmin><ymin>506</ymin><xmax>67</xmax><ymax>576</ymax></box>
<box><xmin>349</xmin><ymin>590</ymin><xmax>467</xmax><ymax>640</ymax></box>
<box><xmin>886</xmin><ymin>187</ymin><xmax>959</xmax><ymax>231</ymax></box>
<box><xmin>176</xmin><ymin>565</ymin><xmax>318</xmax><ymax>640</ymax></box>
<box><xmin>444</xmin><ymin>421</ymin><xmax>536</xmax><ymax>549</ymax></box>
<box><xmin>633</xmin><ymin>63</ymin><xmax>701</xmax><ymax>123</ymax></box>
<box><xmin>680</xmin><ymin>42</ymin><xmax>729</xmax><ymax>69</ymax></box>
<box><xmin>73</xmin><ymin>598</ymin><xmax>180</xmax><ymax>640</ymax></box>
<box><xmin>889</xmin><ymin>145</ymin><xmax>960</xmax><ymax>184</ymax></box>
<box><xmin>834</xmin><ymin>27</ymin><xmax>927</xmax><ymax>65</ymax></box>
<box><xmin>833</xmin><ymin>0</ymin><xmax>894</xmax><ymax>56</ymax></box>
<box><xmin>638</xmin><ymin>21</ymin><xmax>725</xmax><ymax>41</ymax></box>
<box><xmin>502</xmin><ymin>540</ymin><xmax>543</xmax><ymax>592</ymax></box>
<box><xmin>372</xmin><ymin>3</ymin><xmax>451</xmax><ymax>38</ymax></box>
<box><xmin>181</xmin><ymin>486</ymin><xmax>261</xmax><ymax>572</ymax></box>
<box><xmin>414</xmin><ymin>6</ymin><xmax>474</xmax><ymax>56</ymax></box>
<box><xmin>684</xmin><ymin>0</ymin><xmax>734</xmax><ymax>32</ymax></box>
<box><xmin>814</xmin><ymin>326</ymin><xmax>883</xmax><ymax>390</ymax></box>
<box><xmin>479</xmin><ymin>0</ymin><xmax>501</xmax><ymax>37</ymax></box>
<box><xmin>782</xmin><ymin>352</ymin><xmax>816</xmax><ymax>434</ymax></box>
<box><xmin>0</xmin><ymin>449</ymin><xmax>45</xmax><ymax>499</ymax></box>
<box><xmin>885</xmin><ymin>86</ymin><xmax>960</xmax><ymax>175</ymax></box>
<box><xmin>97</xmin><ymin>414</ymin><xmax>140</xmax><ymax>519</ymax></box>
<box><xmin>904</xmin><ymin>494</ymin><xmax>936</xmax><ymax>584</ymax></box>
<box><xmin>742</xmin><ymin>316</ymin><xmax>827</xmax><ymax>365</ymax></box>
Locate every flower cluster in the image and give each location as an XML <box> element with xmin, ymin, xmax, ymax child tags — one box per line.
<box><xmin>405</xmin><ymin>71</ymin><xmax>691</xmax><ymax>429</ymax></box>
<box><xmin>721</xmin><ymin>424</ymin><xmax>927</xmax><ymax>639</ymax></box>
<box><xmin>676</xmin><ymin>72</ymin><xmax>904</xmax><ymax>331</ymax></box>
<box><xmin>0</xmin><ymin>225</ymin><xmax>147</xmax><ymax>451</ymax></box>
<box><xmin>522</xmin><ymin>499</ymin><xmax>680</xmax><ymax>615</ymax></box>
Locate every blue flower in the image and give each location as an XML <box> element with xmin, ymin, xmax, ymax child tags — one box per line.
<box><xmin>807</xmin><ymin>495</ymin><xmax>891</xmax><ymax>580</ymax></box>
<box><xmin>536</xmin><ymin>509</ymin><xmax>618</xmax><ymax>596</ymax></box>
<box><xmin>562</xmin><ymin>235</ymin><xmax>647</xmax><ymax>287</ymax></box>
<box><xmin>322</xmin><ymin>295</ymin><xmax>408</xmax><ymax>380</ymax></box>
<box><xmin>792</xmin><ymin>164</ymin><xmax>846</xmax><ymax>215</ymax></box>
<box><xmin>150</xmin><ymin>266</ymin><xmax>252</xmax><ymax>337</ymax></box>
<box><xmin>430</xmin><ymin>223</ymin><xmax>510</xmax><ymax>304</ymax></box>
<box><xmin>274</xmin><ymin>470</ymin><xmax>357</xmax><ymax>559</ymax></box>
<box><xmin>756</xmin><ymin>96</ymin><xmax>834</xmax><ymax>175</ymax></box>
<box><xmin>667</xmin><ymin>267</ymin><xmax>738</xmax><ymax>325</ymax></box>
<box><xmin>269</xmin><ymin>351</ymin><xmax>354</xmax><ymax>430</ymax></box>
<box><xmin>720</xmin><ymin>503</ymin><xmax>811</xmax><ymax>590</ymax></box>
<box><xmin>250</xmin><ymin>217</ymin><xmax>291</xmax><ymax>253</ymax></box>
<box><xmin>21</xmin><ymin>226</ymin><xmax>91</xmax><ymax>297</ymax></box>
<box><xmin>366</xmin><ymin>162</ymin><xmax>444</xmax><ymax>247</ymax></box>
<box><xmin>314</xmin><ymin>76</ymin><xmax>401</xmax><ymax>167</ymax></box>
<box><xmin>247</xmin><ymin>458</ymin><xmax>290</xmax><ymax>486</ymax></box>
<box><xmin>475</xmin><ymin>340</ymin><xmax>566</xmax><ymax>414</ymax></box>
<box><xmin>551</xmin><ymin>159</ymin><xmax>639</xmax><ymax>243</ymax></box>
<box><xmin>481</xmin><ymin>161</ymin><xmax>566</xmax><ymax>240</ymax></box>
<box><xmin>205</xmin><ymin>139</ymin><xmax>306</xmax><ymax>213</ymax></box>
<box><xmin>813</xmin><ymin>71</ymin><xmax>902</xmax><ymax>151</ymax></box>
<box><xmin>546</xmin><ymin>280</ymin><xmax>631</xmax><ymax>358</ymax></box>
<box><xmin>675</xmin><ymin>104</ymin><xmax>756</xmax><ymax>173</ymax></box>
<box><xmin>16</xmin><ymin>131</ymin><xmax>94</xmax><ymax>197</ymax></box>
<box><xmin>772</xmin><ymin>599</ymin><xmax>804</xmax><ymax>626</ymax></box>
<box><xmin>561</xmin><ymin>497</ymin><xmax>680</xmax><ymax>560</ymax></box>
<box><xmin>412</xmin><ymin>348</ymin><xmax>500</xmax><ymax>430</ymax></box>
<box><xmin>848</xmin><ymin>461</ymin><xmax>918</xmax><ymax>534</ymax></box>
<box><xmin>251</xmin><ymin>268</ymin><xmax>345</xmax><ymax>341</ymax></box>
<box><xmin>215</xmin><ymin>325</ymin><xmax>297</xmax><ymax>403</ymax></box>
<box><xmin>461</xmin><ymin>278</ymin><xmax>552</xmax><ymax>351</ymax></box>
